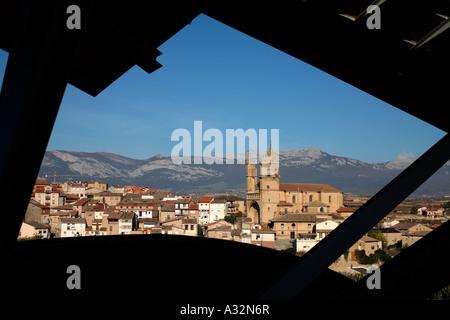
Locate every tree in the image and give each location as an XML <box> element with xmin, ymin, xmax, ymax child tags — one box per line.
<box><xmin>368</xmin><ymin>229</ymin><xmax>388</xmax><ymax>250</ymax></box>
<box><xmin>224</xmin><ymin>211</ymin><xmax>243</xmax><ymax>224</ymax></box>
<box><xmin>410</xmin><ymin>205</ymin><xmax>419</xmax><ymax>214</ymax></box>
<box><xmin>197</xmin><ymin>224</ymin><xmax>204</xmax><ymax>237</ymax></box>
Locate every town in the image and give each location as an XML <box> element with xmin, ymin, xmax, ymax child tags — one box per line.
<box><xmin>20</xmin><ymin>151</ymin><xmax>450</xmax><ymax>278</ymax></box>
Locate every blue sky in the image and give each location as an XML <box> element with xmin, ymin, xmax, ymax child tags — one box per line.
<box><xmin>0</xmin><ymin>14</ymin><xmax>445</xmax><ymax>163</ymax></box>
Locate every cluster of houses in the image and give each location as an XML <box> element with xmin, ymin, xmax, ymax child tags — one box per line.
<box><xmin>19</xmin><ymin>178</ymin><xmax>249</xmax><ymax>240</ymax></box>
<box><xmin>19</xmin><ymin>178</ymin><xmax>447</xmax><ymax>259</ymax></box>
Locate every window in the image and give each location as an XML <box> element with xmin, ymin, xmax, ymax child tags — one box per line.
<box><xmin>329</xmin><ymin>195</ymin><xmax>332</xmax><ymax>203</ymax></box>
<box><xmin>284</xmin><ymin>208</ymin><xmax>288</xmax><ymax>214</ymax></box>
<box><xmin>292</xmin><ymin>195</ymin><xmax>296</xmax><ymax>204</ymax></box>
<box><xmin>309</xmin><ymin>195</ymin><xmax>313</xmax><ymax>202</ymax></box>
<box><xmin>185</xmin><ymin>225</ymin><xmax>188</xmax><ymax>230</ymax></box>
<box><xmin>281</xmin><ymin>224</ymin><xmax>284</xmax><ymax>229</ymax></box>
<box><xmin>267</xmin><ymin>168</ymin><xmax>270</xmax><ymax>175</ymax></box>
<box><xmin>291</xmin><ymin>223</ymin><xmax>295</xmax><ymax>228</ymax></box>
<box><xmin>190</xmin><ymin>225</ymin><xmax>194</xmax><ymax>230</ymax></box>
<box><xmin>308</xmin><ymin>224</ymin><xmax>311</xmax><ymax>229</ymax></box>
<box><xmin>256</xmin><ymin>235</ymin><xmax>261</xmax><ymax>240</ymax></box>
<box><xmin>267</xmin><ymin>185</ymin><xmax>270</xmax><ymax>189</ymax></box>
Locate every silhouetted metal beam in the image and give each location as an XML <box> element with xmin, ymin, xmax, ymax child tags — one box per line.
<box><xmin>334</xmin><ymin>219</ymin><xmax>450</xmax><ymax>299</ymax></box>
<box><xmin>256</xmin><ymin>133</ymin><xmax>450</xmax><ymax>300</ymax></box>
<box><xmin>0</xmin><ymin>0</ymin><xmax>89</xmax><ymax>259</ymax></box>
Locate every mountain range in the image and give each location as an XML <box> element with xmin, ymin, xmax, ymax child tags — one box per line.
<box><xmin>38</xmin><ymin>148</ymin><xmax>450</xmax><ymax>196</ymax></box>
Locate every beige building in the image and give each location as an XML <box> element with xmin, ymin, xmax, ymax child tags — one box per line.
<box><xmin>209</xmin><ymin>199</ymin><xmax>228</xmax><ymax>224</ymax></box>
<box><xmin>246</xmin><ymin>148</ymin><xmax>343</xmax><ymax>225</ymax></box>
<box><xmin>60</xmin><ymin>218</ymin><xmax>86</xmax><ymax>237</ymax></box>
<box><xmin>198</xmin><ymin>196</ymin><xmax>214</xmax><ymax>225</ymax></box>
<box><xmin>315</xmin><ymin>220</ymin><xmax>340</xmax><ymax>241</ymax></box>
<box><xmin>205</xmin><ymin>225</ymin><xmax>234</xmax><ymax>240</ymax></box>
<box><xmin>94</xmin><ymin>191</ymin><xmax>123</xmax><ymax>206</ymax></box>
<box><xmin>72</xmin><ymin>197</ymin><xmax>91</xmax><ymax>216</ymax></box>
<box><xmin>62</xmin><ymin>181</ymin><xmax>86</xmax><ymax>198</ymax></box>
<box><xmin>336</xmin><ymin>206</ymin><xmax>356</xmax><ymax>219</ymax></box>
<box><xmin>380</xmin><ymin>228</ymin><xmax>402</xmax><ymax>246</ymax></box>
<box><xmin>159</xmin><ymin>216</ymin><xmax>198</xmax><ymax>236</ymax></box>
<box><xmin>350</xmin><ymin>235</ymin><xmax>382</xmax><ymax>259</ymax></box>
<box><xmin>250</xmin><ymin>224</ymin><xmax>276</xmax><ymax>249</ymax></box>
<box><xmin>88</xmin><ymin>180</ymin><xmax>108</xmax><ymax>191</ymax></box>
<box><xmin>18</xmin><ymin>221</ymin><xmax>50</xmax><ymax>239</ymax></box>
<box><xmin>106</xmin><ymin>210</ymin><xmax>121</xmax><ymax>235</ymax></box>
<box><xmin>403</xmin><ymin>231</ymin><xmax>431</xmax><ymax>247</ymax></box>
<box><xmin>269</xmin><ymin>213</ymin><xmax>316</xmax><ymax>240</ymax></box>
<box><xmin>160</xmin><ymin>203</ymin><xmax>176</xmax><ymax>221</ymax></box>
<box><xmin>25</xmin><ymin>199</ymin><xmax>50</xmax><ymax>224</ymax></box>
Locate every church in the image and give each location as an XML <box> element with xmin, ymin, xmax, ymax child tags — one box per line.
<box><xmin>246</xmin><ymin>147</ymin><xmax>344</xmax><ymax>225</ymax></box>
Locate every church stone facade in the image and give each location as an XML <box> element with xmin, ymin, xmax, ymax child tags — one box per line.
<box><xmin>246</xmin><ymin>148</ymin><xmax>343</xmax><ymax>226</ymax></box>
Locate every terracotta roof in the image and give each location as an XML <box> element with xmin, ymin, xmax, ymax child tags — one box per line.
<box><xmin>35</xmin><ymin>178</ymin><xmax>50</xmax><ymax>185</ymax></box>
<box><xmin>107</xmin><ymin>212</ymin><xmax>121</xmax><ymax>220</ymax></box>
<box><xmin>208</xmin><ymin>225</ymin><xmax>233</xmax><ymax>231</ymax></box>
<box><xmin>52</xmin><ymin>204</ymin><xmax>74</xmax><ymax>210</ymax></box>
<box><xmin>336</xmin><ymin>206</ymin><xmax>355</xmax><ymax>213</ymax></box>
<box><xmin>198</xmin><ymin>196</ymin><xmax>214</xmax><ymax>203</ymax></box>
<box><xmin>279</xmin><ymin>183</ymin><xmax>342</xmax><ymax>193</ymax></box>
<box><xmin>29</xmin><ymin>199</ymin><xmax>49</xmax><ymax>209</ymax></box>
<box><xmin>405</xmin><ymin>230</ymin><xmax>431</xmax><ymax>237</ymax></box>
<box><xmin>380</xmin><ymin>228</ymin><xmax>401</xmax><ymax>234</ymax></box>
<box><xmin>60</xmin><ymin>218</ymin><xmax>85</xmax><ymax>224</ymax></box>
<box><xmin>161</xmin><ymin>203</ymin><xmax>175</xmax><ymax>211</ymax></box>
<box><xmin>360</xmin><ymin>235</ymin><xmax>380</xmax><ymax>242</ymax></box>
<box><xmin>251</xmin><ymin>227</ymin><xmax>275</xmax><ymax>233</ymax></box>
<box><xmin>182</xmin><ymin>217</ymin><xmax>197</xmax><ymax>224</ymax></box>
<box><xmin>120</xmin><ymin>212</ymin><xmax>136</xmax><ymax>219</ymax></box>
<box><xmin>211</xmin><ymin>199</ymin><xmax>226</xmax><ymax>204</ymax></box>
<box><xmin>393</xmin><ymin>222</ymin><xmax>417</xmax><ymax>230</ymax></box>
<box><xmin>94</xmin><ymin>203</ymin><xmax>106</xmax><ymax>211</ymax></box>
<box><xmin>188</xmin><ymin>204</ymin><xmax>199</xmax><ymax>210</ymax></box>
<box><xmin>73</xmin><ymin>198</ymin><xmax>90</xmax><ymax>206</ymax></box>
<box><xmin>277</xmin><ymin>201</ymin><xmax>293</xmax><ymax>206</ymax></box>
<box><xmin>24</xmin><ymin>221</ymin><xmax>50</xmax><ymax>229</ymax></box>
<box><xmin>97</xmin><ymin>191</ymin><xmax>122</xmax><ymax>196</ymax></box>
<box><xmin>175</xmin><ymin>198</ymin><xmax>191</xmax><ymax>203</ymax></box>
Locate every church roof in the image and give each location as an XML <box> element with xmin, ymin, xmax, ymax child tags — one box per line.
<box><xmin>304</xmin><ymin>200</ymin><xmax>329</xmax><ymax>207</ymax></box>
<box><xmin>279</xmin><ymin>183</ymin><xmax>342</xmax><ymax>193</ymax></box>
<box><xmin>270</xmin><ymin>213</ymin><xmax>316</xmax><ymax>223</ymax></box>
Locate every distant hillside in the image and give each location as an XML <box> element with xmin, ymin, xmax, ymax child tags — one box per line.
<box><xmin>38</xmin><ymin>148</ymin><xmax>450</xmax><ymax>196</ymax></box>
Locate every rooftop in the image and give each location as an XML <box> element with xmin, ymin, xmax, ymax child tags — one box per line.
<box><xmin>270</xmin><ymin>213</ymin><xmax>316</xmax><ymax>223</ymax></box>
<box><xmin>279</xmin><ymin>183</ymin><xmax>342</xmax><ymax>193</ymax></box>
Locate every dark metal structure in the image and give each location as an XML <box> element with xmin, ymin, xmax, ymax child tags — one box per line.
<box><xmin>1</xmin><ymin>0</ymin><xmax>449</xmax><ymax>306</ymax></box>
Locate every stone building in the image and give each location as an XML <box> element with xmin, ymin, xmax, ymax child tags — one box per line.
<box><xmin>246</xmin><ymin>147</ymin><xmax>343</xmax><ymax>225</ymax></box>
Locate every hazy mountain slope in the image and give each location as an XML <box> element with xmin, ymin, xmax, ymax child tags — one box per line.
<box><xmin>38</xmin><ymin>148</ymin><xmax>450</xmax><ymax>196</ymax></box>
